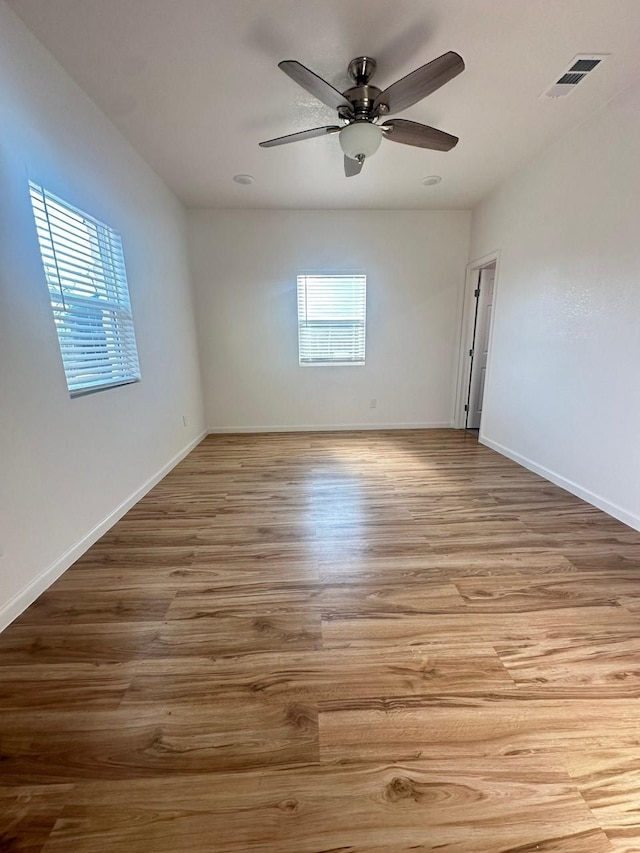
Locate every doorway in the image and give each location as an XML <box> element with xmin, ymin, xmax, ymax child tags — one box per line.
<box><xmin>454</xmin><ymin>252</ymin><xmax>499</xmax><ymax>435</ymax></box>
<box><xmin>465</xmin><ymin>263</ymin><xmax>496</xmax><ymax>432</ymax></box>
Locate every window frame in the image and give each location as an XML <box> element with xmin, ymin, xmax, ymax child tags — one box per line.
<box><xmin>296</xmin><ymin>271</ymin><xmax>367</xmax><ymax>368</ymax></box>
<box><xmin>29</xmin><ymin>182</ymin><xmax>141</xmax><ymax>398</ymax></box>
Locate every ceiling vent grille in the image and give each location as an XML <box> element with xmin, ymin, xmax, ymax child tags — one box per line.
<box><xmin>541</xmin><ymin>54</ymin><xmax>608</xmax><ymax>99</ymax></box>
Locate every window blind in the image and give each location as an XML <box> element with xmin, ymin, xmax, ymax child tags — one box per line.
<box><xmin>297</xmin><ymin>273</ymin><xmax>366</xmax><ymax>365</ymax></box>
<box><xmin>29</xmin><ymin>182</ymin><xmax>140</xmax><ymax>396</ymax></box>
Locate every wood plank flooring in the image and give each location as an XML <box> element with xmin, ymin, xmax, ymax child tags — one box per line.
<box><xmin>2</xmin><ymin>429</ymin><xmax>640</xmax><ymax>851</ymax></box>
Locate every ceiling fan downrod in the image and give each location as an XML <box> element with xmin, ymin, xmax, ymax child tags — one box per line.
<box><xmin>343</xmin><ymin>56</ymin><xmax>384</xmax><ymax>120</ymax></box>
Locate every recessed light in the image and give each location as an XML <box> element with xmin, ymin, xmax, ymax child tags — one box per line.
<box><xmin>422</xmin><ymin>175</ymin><xmax>441</xmax><ymax>186</ymax></box>
<box><xmin>233</xmin><ymin>174</ymin><xmax>255</xmax><ymax>185</ymax></box>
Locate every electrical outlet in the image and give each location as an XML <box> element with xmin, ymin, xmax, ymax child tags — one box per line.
<box><xmin>369</xmin><ymin>398</ymin><xmax>377</xmax><ymax>409</ymax></box>
<box><xmin>182</xmin><ymin>414</ymin><xmax>188</xmax><ymax>427</ymax></box>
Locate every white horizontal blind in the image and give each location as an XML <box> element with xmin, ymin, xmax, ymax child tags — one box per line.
<box><xmin>297</xmin><ymin>273</ymin><xmax>366</xmax><ymax>366</ymax></box>
<box><xmin>29</xmin><ymin>182</ymin><xmax>140</xmax><ymax>396</ymax></box>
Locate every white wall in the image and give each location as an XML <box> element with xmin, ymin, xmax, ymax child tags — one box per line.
<box><xmin>470</xmin><ymin>80</ymin><xmax>640</xmax><ymax>530</ymax></box>
<box><xmin>0</xmin><ymin>2</ymin><xmax>205</xmax><ymax>627</ymax></box>
<box><xmin>189</xmin><ymin>209</ymin><xmax>471</xmax><ymax>431</ymax></box>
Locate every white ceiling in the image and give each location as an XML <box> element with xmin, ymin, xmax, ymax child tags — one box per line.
<box><xmin>8</xmin><ymin>0</ymin><xmax>640</xmax><ymax>209</ymax></box>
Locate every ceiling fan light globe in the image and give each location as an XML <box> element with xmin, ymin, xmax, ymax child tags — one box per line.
<box><xmin>339</xmin><ymin>122</ymin><xmax>382</xmax><ymax>161</ymax></box>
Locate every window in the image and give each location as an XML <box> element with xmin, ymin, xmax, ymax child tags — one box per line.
<box><xmin>29</xmin><ymin>182</ymin><xmax>140</xmax><ymax>396</ymax></box>
<box><xmin>297</xmin><ymin>273</ymin><xmax>366</xmax><ymax>366</ymax></box>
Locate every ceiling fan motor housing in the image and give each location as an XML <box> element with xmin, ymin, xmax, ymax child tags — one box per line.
<box><xmin>343</xmin><ymin>84</ymin><xmax>382</xmax><ymax>118</ymax></box>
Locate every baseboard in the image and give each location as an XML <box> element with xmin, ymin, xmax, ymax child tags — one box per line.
<box><xmin>207</xmin><ymin>422</ymin><xmax>452</xmax><ymax>434</ymax></box>
<box><xmin>481</xmin><ymin>435</ymin><xmax>640</xmax><ymax>532</ymax></box>
<box><xmin>0</xmin><ymin>430</ymin><xmax>207</xmax><ymax>633</ymax></box>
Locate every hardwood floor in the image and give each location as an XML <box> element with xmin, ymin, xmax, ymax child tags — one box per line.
<box><xmin>2</xmin><ymin>429</ymin><xmax>640</xmax><ymax>851</ymax></box>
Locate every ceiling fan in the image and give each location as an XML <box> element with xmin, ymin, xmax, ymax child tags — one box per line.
<box><xmin>259</xmin><ymin>52</ymin><xmax>464</xmax><ymax>177</ymax></box>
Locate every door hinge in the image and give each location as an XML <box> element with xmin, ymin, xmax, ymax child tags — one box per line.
<box><xmin>464</xmin><ymin>404</ymin><xmax>469</xmax><ymax>412</ymax></box>
<box><xmin>469</xmin><ymin>348</ymin><xmax>474</xmax><ymax>357</ymax></box>
<box><xmin>474</xmin><ymin>288</ymin><xmax>480</xmax><ymax>297</ymax></box>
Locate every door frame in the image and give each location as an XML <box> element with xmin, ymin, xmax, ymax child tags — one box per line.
<box><xmin>453</xmin><ymin>250</ymin><xmax>501</xmax><ymax>430</ymax></box>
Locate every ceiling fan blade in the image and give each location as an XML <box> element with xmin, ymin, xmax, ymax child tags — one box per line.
<box><xmin>259</xmin><ymin>125</ymin><xmax>341</xmax><ymax>148</ymax></box>
<box><xmin>344</xmin><ymin>155</ymin><xmax>363</xmax><ymax>177</ymax></box>
<box><xmin>382</xmin><ymin>119</ymin><xmax>458</xmax><ymax>151</ymax></box>
<box><xmin>373</xmin><ymin>51</ymin><xmax>464</xmax><ymax>114</ymax></box>
<box><xmin>279</xmin><ymin>60</ymin><xmax>350</xmax><ymax>111</ymax></box>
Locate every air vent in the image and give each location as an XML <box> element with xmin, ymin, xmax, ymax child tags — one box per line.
<box><xmin>541</xmin><ymin>54</ymin><xmax>608</xmax><ymax>99</ymax></box>
<box><xmin>556</xmin><ymin>72</ymin><xmax>585</xmax><ymax>86</ymax></box>
<box><xmin>570</xmin><ymin>58</ymin><xmax>601</xmax><ymax>73</ymax></box>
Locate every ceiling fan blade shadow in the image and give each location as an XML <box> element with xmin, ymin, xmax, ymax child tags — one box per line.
<box><xmin>382</xmin><ymin>119</ymin><xmax>458</xmax><ymax>151</ymax></box>
<box><xmin>374</xmin><ymin>20</ymin><xmax>432</xmax><ymax>73</ymax></box>
<box><xmin>279</xmin><ymin>60</ymin><xmax>350</xmax><ymax>111</ymax></box>
<box><xmin>260</xmin><ymin>125</ymin><xmax>340</xmax><ymax>147</ymax></box>
<box><xmin>344</xmin><ymin>156</ymin><xmax>363</xmax><ymax>177</ymax></box>
<box><xmin>374</xmin><ymin>51</ymin><xmax>464</xmax><ymax>115</ymax></box>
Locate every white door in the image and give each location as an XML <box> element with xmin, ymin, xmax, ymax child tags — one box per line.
<box><xmin>466</xmin><ymin>265</ymin><xmax>495</xmax><ymax>429</ymax></box>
